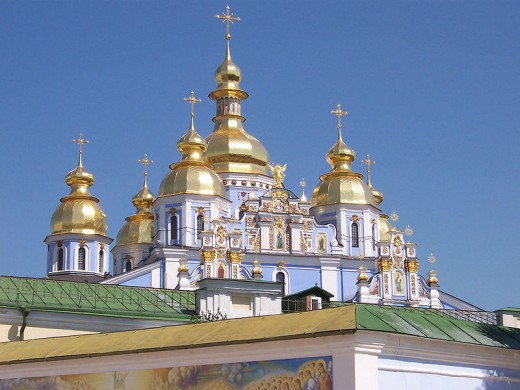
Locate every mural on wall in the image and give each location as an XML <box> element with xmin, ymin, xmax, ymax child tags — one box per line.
<box><xmin>0</xmin><ymin>356</ymin><xmax>332</xmax><ymax>390</ymax></box>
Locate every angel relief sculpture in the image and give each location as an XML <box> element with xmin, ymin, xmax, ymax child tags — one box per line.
<box><xmin>269</xmin><ymin>163</ymin><xmax>287</xmax><ymax>188</ymax></box>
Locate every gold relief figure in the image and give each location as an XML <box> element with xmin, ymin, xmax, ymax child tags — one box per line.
<box><xmin>269</xmin><ymin>163</ymin><xmax>287</xmax><ymax>188</ymax></box>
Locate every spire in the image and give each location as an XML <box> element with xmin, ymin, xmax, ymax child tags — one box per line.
<box><xmin>177</xmin><ymin>91</ymin><xmax>208</xmax><ymax>160</ymax></box>
<box><xmin>362</xmin><ymin>154</ymin><xmax>384</xmax><ymax>205</ymax></box>
<box><xmin>205</xmin><ymin>6</ymin><xmax>269</xmax><ymax>176</ymax></box>
<box><xmin>326</xmin><ymin>103</ymin><xmax>356</xmax><ymax>171</ymax></box>
<box><xmin>66</xmin><ymin>133</ymin><xmax>94</xmax><ymax>196</ymax></box>
<box><xmin>72</xmin><ymin>133</ymin><xmax>89</xmax><ymax>168</ymax></box>
<box><xmin>212</xmin><ymin>5</ymin><xmax>246</xmax><ymax>95</ymax></box>
<box><xmin>132</xmin><ymin>154</ymin><xmax>156</xmax><ymax>215</ymax></box>
<box><xmin>300</xmin><ymin>178</ymin><xmax>308</xmax><ymax>202</ymax></box>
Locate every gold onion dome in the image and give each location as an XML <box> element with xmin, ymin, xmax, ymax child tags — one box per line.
<box><xmin>116</xmin><ymin>155</ymin><xmax>156</xmax><ymax>246</ymax></box>
<box><xmin>50</xmin><ymin>134</ymin><xmax>108</xmax><ymax>236</ymax></box>
<box><xmin>159</xmin><ymin>93</ymin><xmax>226</xmax><ymax>198</ymax></box>
<box><xmin>311</xmin><ymin>105</ymin><xmax>377</xmax><ymax>208</ymax></box>
<box><xmin>379</xmin><ymin>213</ymin><xmax>394</xmax><ymax>242</ymax></box>
<box><xmin>205</xmin><ymin>8</ymin><xmax>270</xmax><ymax>176</ymax></box>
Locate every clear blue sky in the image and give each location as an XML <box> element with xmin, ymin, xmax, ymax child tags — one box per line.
<box><xmin>0</xmin><ymin>1</ymin><xmax>518</xmax><ymax>310</ymax></box>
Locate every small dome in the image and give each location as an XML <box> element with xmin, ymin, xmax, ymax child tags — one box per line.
<box><xmin>311</xmin><ymin>119</ymin><xmax>377</xmax><ymax>208</ymax></box>
<box><xmin>159</xmin><ymin>164</ymin><xmax>226</xmax><ymax>197</ymax></box>
<box><xmin>158</xmin><ymin>113</ymin><xmax>226</xmax><ymax>198</ymax></box>
<box><xmin>379</xmin><ymin>213</ymin><xmax>394</xmax><ymax>242</ymax></box>
<box><xmin>115</xmin><ymin>160</ymin><xmax>156</xmax><ymax>247</ymax></box>
<box><xmin>311</xmin><ymin>173</ymin><xmax>377</xmax><ymax>207</ymax></box>
<box><xmin>51</xmin><ymin>165</ymin><xmax>107</xmax><ymax>235</ymax></box>
<box><xmin>371</xmin><ymin>186</ymin><xmax>384</xmax><ymax>205</ymax></box>
<box><xmin>115</xmin><ymin>216</ymin><xmax>154</xmax><ymax>246</ymax></box>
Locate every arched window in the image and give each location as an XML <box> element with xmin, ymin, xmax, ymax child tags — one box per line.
<box><xmin>276</xmin><ymin>271</ymin><xmax>285</xmax><ymax>284</ymax></box>
<box><xmin>351</xmin><ymin>223</ymin><xmax>359</xmax><ymax>248</ymax></box>
<box><xmin>78</xmin><ymin>247</ymin><xmax>86</xmax><ymax>270</ymax></box>
<box><xmin>99</xmin><ymin>250</ymin><xmax>104</xmax><ymax>273</ymax></box>
<box><xmin>125</xmin><ymin>260</ymin><xmax>132</xmax><ymax>272</ymax></box>
<box><xmin>196</xmin><ymin>214</ymin><xmax>204</xmax><ymax>234</ymax></box>
<box><xmin>57</xmin><ymin>248</ymin><xmax>64</xmax><ymax>271</ymax></box>
<box><xmin>170</xmin><ymin>215</ymin><xmax>178</xmax><ymax>241</ymax></box>
<box><xmin>239</xmin><ymin>210</ymin><xmax>245</xmax><ymax>220</ymax></box>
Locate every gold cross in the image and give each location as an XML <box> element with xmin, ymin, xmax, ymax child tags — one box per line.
<box><xmin>330</xmin><ymin>104</ymin><xmax>348</xmax><ymax>129</ymax></box>
<box><xmin>183</xmin><ymin>91</ymin><xmax>202</xmax><ymax>116</ymax></box>
<box><xmin>362</xmin><ymin>154</ymin><xmax>375</xmax><ymax>185</ymax></box>
<box><xmin>72</xmin><ymin>133</ymin><xmax>89</xmax><ymax>166</ymax></box>
<box><xmin>216</xmin><ymin>5</ymin><xmax>240</xmax><ymax>40</ymax></box>
<box><xmin>362</xmin><ymin>154</ymin><xmax>375</xmax><ymax>175</ymax></box>
<box><xmin>138</xmin><ymin>153</ymin><xmax>153</xmax><ymax>181</ymax></box>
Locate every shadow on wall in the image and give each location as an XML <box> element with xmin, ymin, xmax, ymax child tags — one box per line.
<box><xmin>7</xmin><ymin>324</ymin><xmax>19</xmax><ymax>341</ymax></box>
<box><xmin>477</xmin><ymin>322</ymin><xmax>520</xmax><ymax>390</ymax></box>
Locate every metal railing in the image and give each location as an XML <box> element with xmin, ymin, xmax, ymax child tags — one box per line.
<box><xmin>0</xmin><ymin>276</ymin><xmax>196</xmax><ymax>316</ymax></box>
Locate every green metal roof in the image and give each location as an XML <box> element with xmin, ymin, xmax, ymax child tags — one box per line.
<box><xmin>496</xmin><ymin>307</ymin><xmax>520</xmax><ymax>313</ymax></box>
<box><xmin>0</xmin><ymin>304</ymin><xmax>519</xmax><ymax>366</ymax></box>
<box><xmin>356</xmin><ymin>305</ymin><xmax>520</xmax><ymax>349</ymax></box>
<box><xmin>0</xmin><ymin>276</ymin><xmax>195</xmax><ymax>321</ymax></box>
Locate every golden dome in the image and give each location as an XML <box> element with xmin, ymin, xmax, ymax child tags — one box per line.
<box><xmin>205</xmin><ymin>119</ymin><xmax>270</xmax><ymax>175</ymax></box>
<box><xmin>311</xmin><ymin>107</ymin><xmax>377</xmax><ymax>208</ymax></box>
<box><xmin>379</xmin><ymin>213</ymin><xmax>394</xmax><ymax>242</ymax></box>
<box><xmin>116</xmin><ymin>157</ymin><xmax>157</xmax><ymax>246</ymax></box>
<box><xmin>206</xmin><ymin>34</ymin><xmax>270</xmax><ymax>176</ymax></box>
<box><xmin>158</xmin><ymin>112</ymin><xmax>226</xmax><ymax>198</ymax></box>
<box><xmin>50</xmin><ymin>138</ymin><xmax>108</xmax><ymax>236</ymax></box>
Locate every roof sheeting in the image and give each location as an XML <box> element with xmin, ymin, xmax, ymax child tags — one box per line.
<box><xmin>0</xmin><ymin>276</ymin><xmax>195</xmax><ymax>321</ymax></box>
<box><xmin>0</xmin><ymin>304</ymin><xmax>520</xmax><ymax>366</ymax></box>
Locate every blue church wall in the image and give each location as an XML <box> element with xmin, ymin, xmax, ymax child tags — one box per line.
<box><xmin>121</xmin><ymin>272</ymin><xmax>152</xmax><ymax>288</ymax></box>
<box><xmin>341</xmin><ymin>268</ymin><xmax>359</xmax><ymax>301</ymax></box>
<box><xmin>285</xmin><ymin>267</ymin><xmax>322</xmax><ymax>295</ymax></box>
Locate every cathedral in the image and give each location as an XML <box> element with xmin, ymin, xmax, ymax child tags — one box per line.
<box><xmin>42</xmin><ymin>6</ymin><xmax>476</xmax><ymax>317</ymax></box>
<box><xmin>1</xmin><ymin>6</ymin><xmax>520</xmax><ymax>389</ymax></box>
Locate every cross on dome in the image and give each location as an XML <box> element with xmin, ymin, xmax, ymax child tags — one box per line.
<box><xmin>216</xmin><ymin>5</ymin><xmax>240</xmax><ymax>40</ymax></box>
<box><xmin>331</xmin><ymin>104</ymin><xmax>348</xmax><ymax>129</ymax></box>
<box><xmin>183</xmin><ymin>91</ymin><xmax>202</xmax><ymax>116</ymax></box>
<box><xmin>72</xmin><ymin>133</ymin><xmax>89</xmax><ymax>167</ymax></box>
<box><xmin>138</xmin><ymin>153</ymin><xmax>153</xmax><ymax>187</ymax></box>
<box><xmin>362</xmin><ymin>154</ymin><xmax>375</xmax><ymax>176</ymax></box>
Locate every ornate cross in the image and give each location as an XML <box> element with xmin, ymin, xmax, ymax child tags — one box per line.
<box><xmin>216</xmin><ymin>5</ymin><xmax>240</xmax><ymax>40</ymax></box>
<box><xmin>72</xmin><ymin>133</ymin><xmax>89</xmax><ymax>166</ymax></box>
<box><xmin>330</xmin><ymin>103</ymin><xmax>348</xmax><ymax>129</ymax></box>
<box><xmin>138</xmin><ymin>153</ymin><xmax>153</xmax><ymax>180</ymax></box>
<box><xmin>183</xmin><ymin>91</ymin><xmax>202</xmax><ymax>116</ymax></box>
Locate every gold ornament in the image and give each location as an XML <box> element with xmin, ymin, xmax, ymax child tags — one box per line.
<box><xmin>201</xmin><ymin>250</ymin><xmax>216</xmax><ymax>262</ymax></box>
<box><xmin>227</xmin><ymin>251</ymin><xmax>243</xmax><ymax>263</ymax></box>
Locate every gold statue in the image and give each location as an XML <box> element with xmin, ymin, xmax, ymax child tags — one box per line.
<box><xmin>269</xmin><ymin>163</ymin><xmax>286</xmax><ymax>188</ymax></box>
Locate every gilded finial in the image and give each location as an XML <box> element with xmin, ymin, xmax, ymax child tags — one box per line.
<box><xmin>362</xmin><ymin>154</ymin><xmax>375</xmax><ymax>186</ymax></box>
<box><xmin>72</xmin><ymin>133</ymin><xmax>89</xmax><ymax>167</ymax></box>
<box><xmin>330</xmin><ymin>104</ymin><xmax>348</xmax><ymax>141</ymax></box>
<box><xmin>216</xmin><ymin>5</ymin><xmax>240</xmax><ymax>40</ymax></box>
<box><xmin>138</xmin><ymin>153</ymin><xmax>153</xmax><ymax>187</ymax></box>
<box><xmin>300</xmin><ymin>178</ymin><xmax>307</xmax><ymax>201</ymax></box>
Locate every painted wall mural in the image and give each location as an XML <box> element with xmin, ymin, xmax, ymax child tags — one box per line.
<box><xmin>0</xmin><ymin>356</ymin><xmax>332</xmax><ymax>390</ymax></box>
